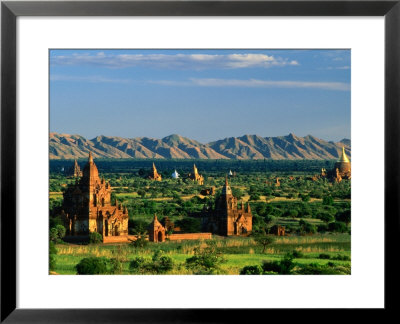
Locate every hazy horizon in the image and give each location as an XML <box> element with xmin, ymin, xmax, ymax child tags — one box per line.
<box><xmin>50</xmin><ymin>49</ymin><xmax>351</xmax><ymax>142</ymax></box>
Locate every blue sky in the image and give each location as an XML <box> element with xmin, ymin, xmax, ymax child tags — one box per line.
<box><xmin>50</xmin><ymin>49</ymin><xmax>350</xmax><ymax>143</ymax></box>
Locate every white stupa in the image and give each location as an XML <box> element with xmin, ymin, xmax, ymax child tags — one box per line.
<box><xmin>229</xmin><ymin>170</ymin><xmax>233</xmax><ymax>176</ymax></box>
<box><xmin>171</xmin><ymin>170</ymin><xmax>180</xmax><ymax>179</ymax></box>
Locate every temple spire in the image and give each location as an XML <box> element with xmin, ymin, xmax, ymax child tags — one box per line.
<box><xmin>338</xmin><ymin>146</ymin><xmax>350</xmax><ymax>163</ymax></box>
<box><xmin>89</xmin><ymin>151</ymin><xmax>93</xmax><ymax>163</ymax></box>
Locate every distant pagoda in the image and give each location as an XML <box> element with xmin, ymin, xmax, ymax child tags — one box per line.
<box><xmin>322</xmin><ymin>146</ymin><xmax>351</xmax><ymax>182</ymax></box>
<box><xmin>149</xmin><ymin>162</ymin><xmax>162</xmax><ymax>181</ymax></box>
<box><xmin>67</xmin><ymin>159</ymin><xmax>82</xmax><ymax>178</ymax></box>
<box><xmin>188</xmin><ymin>164</ymin><xmax>204</xmax><ymax>185</ymax></box>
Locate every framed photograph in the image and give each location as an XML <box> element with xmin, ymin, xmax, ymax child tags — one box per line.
<box><xmin>1</xmin><ymin>0</ymin><xmax>399</xmax><ymax>322</ymax></box>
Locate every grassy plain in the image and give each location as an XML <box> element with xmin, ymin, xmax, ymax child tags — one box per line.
<box><xmin>53</xmin><ymin>234</ymin><xmax>350</xmax><ymax>275</ymax></box>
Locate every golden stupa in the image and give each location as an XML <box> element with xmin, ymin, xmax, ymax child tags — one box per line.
<box><xmin>334</xmin><ymin>146</ymin><xmax>351</xmax><ymax>174</ymax></box>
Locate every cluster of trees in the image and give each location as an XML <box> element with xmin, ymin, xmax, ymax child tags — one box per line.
<box><xmin>50</xmin><ymin>159</ymin><xmax>335</xmax><ymax>176</ymax></box>
<box><xmin>76</xmin><ymin>257</ymin><xmax>123</xmax><ymax>275</ymax></box>
<box><xmin>239</xmin><ymin>250</ymin><xmax>351</xmax><ymax>275</ymax></box>
<box><xmin>75</xmin><ymin>241</ymin><xmax>227</xmax><ymax>275</ymax></box>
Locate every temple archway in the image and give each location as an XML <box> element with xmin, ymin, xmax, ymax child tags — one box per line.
<box><xmin>157</xmin><ymin>231</ymin><xmax>163</xmax><ymax>242</ymax></box>
<box><xmin>105</xmin><ymin>220</ymin><xmax>108</xmax><ymax>237</ymax></box>
<box><xmin>115</xmin><ymin>224</ymin><xmax>119</xmax><ymax>236</ymax></box>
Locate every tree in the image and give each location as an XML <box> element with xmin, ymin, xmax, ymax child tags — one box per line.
<box><xmin>151</xmin><ymin>250</ymin><xmax>174</xmax><ymax>274</ymax></box>
<box><xmin>279</xmin><ymin>253</ymin><xmax>295</xmax><ymax>274</ymax></box>
<box><xmin>49</xmin><ymin>228</ymin><xmax>59</xmax><ymax>242</ymax></box>
<box><xmin>254</xmin><ymin>234</ymin><xmax>275</xmax><ymax>253</ymax></box>
<box><xmin>322</xmin><ymin>195</ymin><xmax>334</xmax><ymax>206</ymax></box>
<box><xmin>185</xmin><ymin>242</ymin><xmax>226</xmax><ymax>274</ymax></box>
<box><xmin>55</xmin><ymin>225</ymin><xmax>66</xmax><ymax>239</ymax></box>
<box><xmin>328</xmin><ymin>221</ymin><xmax>348</xmax><ymax>233</ymax></box>
<box><xmin>318</xmin><ymin>212</ymin><xmax>335</xmax><ymax>223</ymax></box>
<box><xmin>89</xmin><ymin>232</ymin><xmax>103</xmax><ymax>244</ymax></box>
<box><xmin>250</xmin><ymin>193</ymin><xmax>261</xmax><ymax>201</ymax></box>
<box><xmin>175</xmin><ymin>218</ymin><xmax>201</xmax><ymax>233</ymax></box>
<box><xmin>49</xmin><ymin>241</ymin><xmax>58</xmax><ymax>272</ymax></box>
<box><xmin>298</xmin><ymin>220</ymin><xmax>316</xmax><ymax>235</ymax></box>
<box><xmin>129</xmin><ymin>251</ymin><xmax>173</xmax><ymax>274</ymax></box>
<box><xmin>335</xmin><ymin>210</ymin><xmax>351</xmax><ymax>226</ymax></box>
<box><xmin>76</xmin><ymin>257</ymin><xmax>109</xmax><ymax>274</ymax></box>
<box><xmin>240</xmin><ymin>265</ymin><xmax>263</xmax><ymax>275</ymax></box>
<box><xmin>262</xmin><ymin>252</ymin><xmax>295</xmax><ymax>274</ymax></box>
<box><xmin>300</xmin><ymin>194</ymin><xmax>310</xmax><ymax>202</ymax></box>
<box><xmin>76</xmin><ymin>257</ymin><xmax>122</xmax><ymax>275</ymax></box>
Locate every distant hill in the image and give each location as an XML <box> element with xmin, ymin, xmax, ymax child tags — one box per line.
<box><xmin>49</xmin><ymin>132</ymin><xmax>351</xmax><ymax>160</ymax></box>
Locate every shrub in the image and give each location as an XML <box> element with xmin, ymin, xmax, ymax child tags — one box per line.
<box><xmin>75</xmin><ymin>257</ymin><xmax>122</xmax><ymax>275</ymax></box>
<box><xmin>250</xmin><ymin>193</ymin><xmax>261</xmax><ymax>201</ymax></box>
<box><xmin>296</xmin><ymin>263</ymin><xmax>337</xmax><ymax>275</ymax></box>
<box><xmin>335</xmin><ymin>210</ymin><xmax>351</xmax><ymax>225</ymax></box>
<box><xmin>319</xmin><ymin>253</ymin><xmax>331</xmax><ymax>259</ymax></box>
<box><xmin>240</xmin><ymin>265</ymin><xmax>263</xmax><ymax>275</ymax></box>
<box><xmin>295</xmin><ymin>263</ymin><xmax>350</xmax><ymax>275</ymax></box>
<box><xmin>76</xmin><ymin>257</ymin><xmax>109</xmax><ymax>274</ymax></box>
<box><xmin>332</xmin><ymin>254</ymin><xmax>350</xmax><ymax>261</ymax></box>
<box><xmin>49</xmin><ymin>241</ymin><xmax>57</xmax><ymax>272</ymax></box>
<box><xmin>261</xmin><ymin>260</ymin><xmax>282</xmax><ymax>274</ymax></box>
<box><xmin>262</xmin><ymin>253</ymin><xmax>295</xmax><ymax>274</ymax></box>
<box><xmin>89</xmin><ymin>232</ymin><xmax>103</xmax><ymax>244</ymax></box>
<box><xmin>317</xmin><ymin>224</ymin><xmax>329</xmax><ymax>233</ymax></box>
<box><xmin>129</xmin><ymin>251</ymin><xmax>174</xmax><ymax>274</ymax></box>
<box><xmin>131</xmin><ymin>235</ymin><xmax>148</xmax><ymax>248</ymax></box>
<box><xmin>291</xmin><ymin>250</ymin><xmax>304</xmax><ymax>258</ymax></box>
<box><xmin>300</xmin><ymin>194</ymin><xmax>310</xmax><ymax>202</ymax></box>
<box><xmin>328</xmin><ymin>221</ymin><xmax>348</xmax><ymax>233</ymax></box>
<box><xmin>298</xmin><ymin>220</ymin><xmax>316</xmax><ymax>235</ymax></box>
<box><xmin>49</xmin><ymin>241</ymin><xmax>58</xmax><ymax>255</ymax></box>
<box><xmin>49</xmin><ymin>254</ymin><xmax>57</xmax><ymax>271</ymax></box>
<box><xmin>279</xmin><ymin>253</ymin><xmax>296</xmax><ymax>274</ymax></box>
<box><xmin>55</xmin><ymin>225</ymin><xmax>66</xmax><ymax>239</ymax></box>
<box><xmin>318</xmin><ymin>212</ymin><xmax>335</xmax><ymax>223</ymax></box>
<box><xmin>322</xmin><ymin>195</ymin><xmax>334</xmax><ymax>205</ymax></box>
<box><xmin>151</xmin><ymin>250</ymin><xmax>174</xmax><ymax>274</ymax></box>
<box><xmin>108</xmin><ymin>258</ymin><xmax>123</xmax><ymax>274</ymax></box>
<box><xmin>185</xmin><ymin>242</ymin><xmax>226</xmax><ymax>274</ymax></box>
<box><xmin>49</xmin><ymin>228</ymin><xmax>59</xmax><ymax>242</ymax></box>
<box><xmin>129</xmin><ymin>257</ymin><xmax>147</xmax><ymax>274</ymax></box>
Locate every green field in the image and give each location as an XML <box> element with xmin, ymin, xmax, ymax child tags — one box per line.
<box><xmin>52</xmin><ymin>234</ymin><xmax>351</xmax><ymax>275</ymax></box>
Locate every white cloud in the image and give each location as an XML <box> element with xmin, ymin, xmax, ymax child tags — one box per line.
<box><xmin>50</xmin><ymin>52</ymin><xmax>299</xmax><ymax>70</ymax></box>
<box><xmin>150</xmin><ymin>78</ymin><xmax>350</xmax><ymax>91</ymax></box>
<box><xmin>50</xmin><ymin>75</ymin><xmax>131</xmax><ymax>83</ymax></box>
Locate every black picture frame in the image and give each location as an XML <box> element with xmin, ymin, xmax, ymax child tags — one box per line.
<box><xmin>1</xmin><ymin>0</ymin><xmax>399</xmax><ymax>322</ymax></box>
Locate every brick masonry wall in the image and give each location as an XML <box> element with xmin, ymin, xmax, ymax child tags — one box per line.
<box><xmin>102</xmin><ymin>235</ymin><xmax>137</xmax><ymax>243</ymax></box>
<box><xmin>167</xmin><ymin>233</ymin><xmax>212</xmax><ymax>241</ymax></box>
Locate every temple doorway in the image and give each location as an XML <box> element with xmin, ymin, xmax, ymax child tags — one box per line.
<box><xmin>105</xmin><ymin>220</ymin><xmax>108</xmax><ymax>236</ymax></box>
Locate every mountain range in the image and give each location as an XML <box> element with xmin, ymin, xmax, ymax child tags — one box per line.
<box><xmin>49</xmin><ymin>133</ymin><xmax>351</xmax><ymax>160</ymax></box>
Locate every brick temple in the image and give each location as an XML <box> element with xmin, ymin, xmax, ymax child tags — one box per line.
<box><xmin>202</xmin><ymin>177</ymin><xmax>252</xmax><ymax>236</ymax></box>
<box><xmin>61</xmin><ymin>152</ymin><xmax>129</xmax><ymax>241</ymax></box>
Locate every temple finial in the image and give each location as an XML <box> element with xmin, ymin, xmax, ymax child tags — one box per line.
<box><xmin>338</xmin><ymin>146</ymin><xmax>350</xmax><ymax>163</ymax></box>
